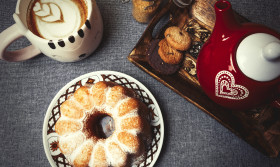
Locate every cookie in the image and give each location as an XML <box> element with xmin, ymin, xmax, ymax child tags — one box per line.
<box><xmin>158</xmin><ymin>39</ymin><xmax>183</xmax><ymax>64</ymax></box>
<box><xmin>147</xmin><ymin>39</ymin><xmax>181</xmax><ymax>75</ymax></box>
<box><xmin>164</xmin><ymin>26</ymin><xmax>191</xmax><ymax>51</ymax></box>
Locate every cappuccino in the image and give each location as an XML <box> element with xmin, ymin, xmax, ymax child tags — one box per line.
<box><xmin>27</xmin><ymin>0</ymin><xmax>88</xmax><ymax>39</ymax></box>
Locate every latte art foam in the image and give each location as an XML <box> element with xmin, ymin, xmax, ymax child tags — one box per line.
<box><xmin>27</xmin><ymin>0</ymin><xmax>87</xmax><ymax>39</ymax></box>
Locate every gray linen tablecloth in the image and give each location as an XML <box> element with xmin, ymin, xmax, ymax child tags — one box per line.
<box><xmin>0</xmin><ymin>0</ymin><xmax>280</xmax><ymax>166</ymax></box>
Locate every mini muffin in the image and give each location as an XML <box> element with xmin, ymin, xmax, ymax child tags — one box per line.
<box><xmin>164</xmin><ymin>26</ymin><xmax>191</xmax><ymax>51</ymax></box>
<box><xmin>158</xmin><ymin>39</ymin><xmax>183</xmax><ymax>64</ymax></box>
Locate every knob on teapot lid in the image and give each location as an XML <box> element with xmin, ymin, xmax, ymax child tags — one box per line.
<box><xmin>236</xmin><ymin>33</ymin><xmax>280</xmax><ymax>82</ymax></box>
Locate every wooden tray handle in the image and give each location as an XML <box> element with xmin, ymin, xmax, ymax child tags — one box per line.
<box><xmin>141</xmin><ymin>0</ymin><xmax>177</xmax><ymax>43</ymax></box>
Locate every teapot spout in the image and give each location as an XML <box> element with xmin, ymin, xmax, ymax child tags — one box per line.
<box><xmin>212</xmin><ymin>0</ymin><xmax>241</xmax><ymax>37</ymax></box>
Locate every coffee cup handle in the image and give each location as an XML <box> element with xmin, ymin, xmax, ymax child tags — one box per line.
<box><xmin>0</xmin><ymin>24</ymin><xmax>41</xmax><ymax>62</ymax></box>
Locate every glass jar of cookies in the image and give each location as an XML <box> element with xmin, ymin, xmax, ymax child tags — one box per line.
<box><xmin>132</xmin><ymin>0</ymin><xmax>162</xmax><ymax>23</ymax></box>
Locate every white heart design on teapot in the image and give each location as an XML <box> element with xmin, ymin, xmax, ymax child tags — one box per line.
<box><xmin>215</xmin><ymin>70</ymin><xmax>249</xmax><ymax>100</ymax></box>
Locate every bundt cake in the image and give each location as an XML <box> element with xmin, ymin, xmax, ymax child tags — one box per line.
<box><xmin>55</xmin><ymin>81</ymin><xmax>151</xmax><ymax>167</ymax></box>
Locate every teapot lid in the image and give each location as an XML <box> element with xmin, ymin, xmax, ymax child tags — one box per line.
<box><xmin>236</xmin><ymin>33</ymin><xmax>280</xmax><ymax>82</ymax></box>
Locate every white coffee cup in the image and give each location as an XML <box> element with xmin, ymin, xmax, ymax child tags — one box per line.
<box><xmin>0</xmin><ymin>0</ymin><xmax>103</xmax><ymax>62</ymax></box>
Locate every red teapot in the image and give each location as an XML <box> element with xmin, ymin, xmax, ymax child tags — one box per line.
<box><xmin>197</xmin><ymin>0</ymin><xmax>280</xmax><ymax>110</ymax></box>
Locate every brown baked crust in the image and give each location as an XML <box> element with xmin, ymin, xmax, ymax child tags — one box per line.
<box><xmin>55</xmin><ymin>81</ymin><xmax>152</xmax><ymax>167</ymax></box>
<box><xmin>164</xmin><ymin>26</ymin><xmax>191</xmax><ymax>51</ymax></box>
<box><xmin>158</xmin><ymin>39</ymin><xmax>183</xmax><ymax>64</ymax></box>
<box><xmin>147</xmin><ymin>39</ymin><xmax>181</xmax><ymax>75</ymax></box>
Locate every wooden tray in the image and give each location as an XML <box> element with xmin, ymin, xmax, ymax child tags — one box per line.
<box><xmin>128</xmin><ymin>0</ymin><xmax>280</xmax><ymax>157</ymax></box>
